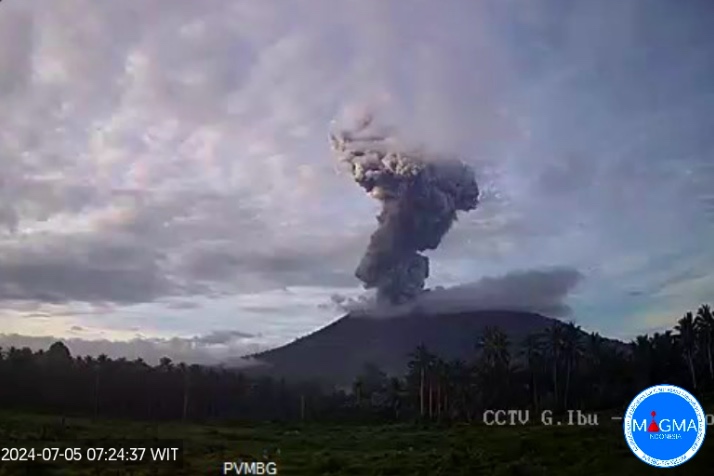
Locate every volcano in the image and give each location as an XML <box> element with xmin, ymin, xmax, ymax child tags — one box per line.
<box><xmin>246</xmin><ymin>309</ymin><xmax>576</xmax><ymax>386</ymax></box>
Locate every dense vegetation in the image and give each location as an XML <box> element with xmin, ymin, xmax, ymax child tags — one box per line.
<box><xmin>0</xmin><ymin>304</ymin><xmax>712</xmax><ymax>424</ymax></box>
<box><xmin>2</xmin><ymin>409</ymin><xmax>713</xmax><ymax>475</ymax></box>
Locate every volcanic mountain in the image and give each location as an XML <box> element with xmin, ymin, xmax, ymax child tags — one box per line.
<box><xmin>246</xmin><ymin>309</ymin><xmax>583</xmax><ymax>387</ymax></box>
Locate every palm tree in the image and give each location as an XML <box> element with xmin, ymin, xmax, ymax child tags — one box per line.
<box><xmin>631</xmin><ymin>334</ymin><xmax>653</xmax><ymax>387</ymax></box>
<box><xmin>445</xmin><ymin>359</ymin><xmax>472</xmax><ymax>421</ymax></box>
<box><xmin>478</xmin><ymin>326</ymin><xmax>511</xmax><ymax>370</ymax></box>
<box><xmin>651</xmin><ymin>331</ymin><xmax>681</xmax><ymax>383</ymax></box>
<box><xmin>542</xmin><ymin>322</ymin><xmax>565</xmax><ymax>408</ymax></box>
<box><xmin>585</xmin><ymin>333</ymin><xmax>604</xmax><ymax>365</ymax></box>
<box><xmin>407</xmin><ymin>344</ymin><xmax>435</xmax><ymax>418</ymax></box>
<box><xmin>476</xmin><ymin>327</ymin><xmax>511</xmax><ymax>408</ymax></box>
<box><xmin>177</xmin><ymin>362</ymin><xmax>190</xmax><ymax>421</ymax></box>
<box><xmin>561</xmin><ymin>322</ymin><xmax>583</xmax><ymax>408</ymax></box>
<box><xmin>675</xmin><ymin>313</ymin><xmax>698</xmax><ymax>389</ymax></box>
<box><xmin>434</xmin><ymin>358</ymin><xmax>454</xmax><ymax>420</ymax></box>
<box><xmin>583</xmin><ymin>332</ymin><xmax>605</xmax><ymax>402</ymax></box>
<box><xmin>694</xmin><ymin>305</ymin><xmax>714</xmax><ymax>381</ymax></box>
<box><xmin>521</xmin><ymin>333</ymin><xmax>544</xmax><ymax>412</ymax></box>
<box><xmin>94</xmin><ymin>354</ymin><xmax>110</xmax><ymax>419</ymax></box>
<box><xmin>386</xmin><ymin>377</ymin><xmax>403</xmax><ymax>420</ymax></box>
<box><xmin>433</xmin><ymin>358</ymin><xmax>445</xmax><ymax>419</ymax></box>
<box><xmin>352</xmin><ymin>376</ymin><xmax>365</xmax><ymax>408</ymax></box>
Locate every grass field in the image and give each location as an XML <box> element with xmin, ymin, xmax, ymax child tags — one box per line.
<box><xmin>0</xmin><ymin>410</ymin><xmax>711</xmax><ymax>475</ymax></box>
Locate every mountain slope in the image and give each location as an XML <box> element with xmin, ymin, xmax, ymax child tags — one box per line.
<box><xmin>249</xmin><ymin>309</ymin><xmax>566</xmax><ymax>386</ymax></box>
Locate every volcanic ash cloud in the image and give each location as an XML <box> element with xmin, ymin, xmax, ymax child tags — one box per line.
<box><xmin>329</xmin><ymin>115</ymin><xmax>480</xmax><ymax>305</ymax></box>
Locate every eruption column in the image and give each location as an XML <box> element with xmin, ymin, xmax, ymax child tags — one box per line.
<box><xmin>329</xmin><ymin>116</ymin><xmax>480</xmax><ymax>305</ymax></box>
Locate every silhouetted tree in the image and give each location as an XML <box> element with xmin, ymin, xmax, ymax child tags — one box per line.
<box><xmin>407</xmin><ymin>344</ymin><xmax>435</xmax><ymax>419</ymax></box>
<box><xmin>475</xmin><ymin>326</ymin><xmax>512</xmax><ymax>408</ymax></box>
<box><xmin>542</xmin><ymin>322</ymin><xmax>564</xmax><ymax>408</ymax></box>
<box><xmin>561</xmin><ymin>322</ymin><xmax>584</xmax><ymax>409</ymax></box>
<box><xmin>695</xmin><ymin>305</ymin><xmax>714</xmax><ymax>380</ymax></box>
<box><xmin>0</xmin><ymin>302</ymin><xmax>712</xmax><ymax>425</ymax></box>
<box><xmin>676</xmin><ymin>313</ymin><xmax>698</xmax><ymax>389</ymax></box>
<box><xmin>521</xmin><ymin>334</ymin><xmax>544</xmax><ymax>412</ymax></box>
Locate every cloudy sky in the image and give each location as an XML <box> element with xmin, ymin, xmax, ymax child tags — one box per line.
<box><xmin>1</xmin><ymin>0</ymin><xmax>713</xmax><ymax>363</ymax></box>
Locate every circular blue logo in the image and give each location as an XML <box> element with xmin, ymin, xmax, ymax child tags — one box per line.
<box><xmin>623</xmin><ymin>385</ymin><xmax>706</xmax><ymax>467</ymax></box>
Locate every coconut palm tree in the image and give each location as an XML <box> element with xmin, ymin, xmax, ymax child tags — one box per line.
<box><xmin>675</xmin><ymin>313</ymin><xmax>698</xmax><ymax>389</ymax></box>
<box><xmin>475</xmin><ymin>327</ymin><xmax>511</xmax><ymax>408</ymax></box>
<box><xmin>352</xmin><ymin>376</ymin><xmax>365</xmax><ymax>408</ymax></box>
<box><xmin>542</xmin><ymin>322</ymin><xmax>565</xmax><ymax>408</ymax></box>
<box><xmin>385</xmin><ymin>377</ymin><xmax>404</xmax><ymax>420</ymax></box>
<box><xmin>521</xmin><ymin>333</ymin><xmax>544</xmax><ymax>412</ymax></box>
<box><xmin>583</xmin><ymin>332</ymin><xmax>606</xmax><ymax>403</ymax></box>
<box><xmin>445</xmin><ymin>359</ymin><xmax>473</xmax><ymax>421</ymax></box>
<box><xmin>478</xmin><ymin>326</ymin><xmax>511</xmax><ymax>370</ymax></box>
<box><xmin>93</xmin><ymin>354</ymin><xmax>111</xmax><ymax>419</ymax></box>
<box><xmin>432</xmin><ymin>358</ymin><xmax>448</xmax><ymax>419</ymax></box>
<box><xmin>407</xmin><ymin>344</ymin><xmax>435</xmax><ymax>418</ymax></box>
<box><xmin>561</xmin><ymin>322</ymin><xmax>584</xmax><ymax>408</ymax></box>
<box><xmin>585</xmin><ymin>332</ymin><xmax>605</xmax><ymax>365</ymax></box>
<box><xmin>177</xmin><ymin>362</ymin><xmax>191</xmax><ymax>421</ymax></box>
<box><xmin>631</xmin><ymin>334</ymin><xmax>653</xmax><ymax>387</ymax></box>
<box><xmin>694</xmin><ymin>304</ymin><xmax>714</xmax><ymax>381</ymax></box>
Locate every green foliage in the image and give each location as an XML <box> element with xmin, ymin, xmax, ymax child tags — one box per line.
<box><xmin>1</xmin><ymin>410</ymin><xmax>714</xmax><ymax>474</ymax></box>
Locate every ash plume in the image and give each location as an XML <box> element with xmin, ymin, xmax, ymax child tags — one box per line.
<box><xmin>329</xmin><ymin>115</ymin><xmax>480</xmax><ymax>305</ymax></box>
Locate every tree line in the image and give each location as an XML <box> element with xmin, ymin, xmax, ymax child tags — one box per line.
<box><xmin>0</xmin><ymin>304</ymin><xmax>712</xmax><ymax>423</ymax></box>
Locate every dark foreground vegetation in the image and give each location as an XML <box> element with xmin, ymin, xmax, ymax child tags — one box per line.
<box><xmin>1</xmin><ymin>304</ymin><xmax>712</xmax><ymax>423</ymax></box>
<box><xmin>0</xmin><ymin>304</ymin><xmax>712</xmax><ymax>474</ymax></box>
<box><xmin>0</xmin><ymin>409</ymin><xmax>713</xmax><ymax>475</ymax></box>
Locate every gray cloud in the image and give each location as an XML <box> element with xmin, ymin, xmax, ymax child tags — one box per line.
<box><xmin>0</xmin><ymin>235</ymin><xmax>174</xmax><ymax>304</ymax></box>
<box><xmin>194</xmin><ymin>329</ymin><xmax>258</xmax><ymax>345</ymax></box>
<box><xmin>178</xmin><ymin>244</ymin><xmax>361</xmax><ymax>290</ymax></box>
<box><xmin>336</xmin><ymin>267</ymin><xmax>582</xmax><ymax>318</ymax></box>
<box><xmin>419</xmin><ymin>268</ymin><xmax>582</xmax><ymax>317</ymax></box>
<box><xmin>0</xmin><ymin>0</ymin><xmax>711</xmax><ymax>343</ymax></box>
<box><xmin>0</xmin><ymin>0</ymin><xmax>520</xmax><ymax>310</ymax></box>
<box><xmin>164</xmin><ymin>301</ymin><xmax>201</xmax><ymax>310</ymax></box>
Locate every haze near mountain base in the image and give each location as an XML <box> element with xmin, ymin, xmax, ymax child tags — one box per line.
<box><xmin>329</xmin><ymin>115</ymin><xmax>480</xmax><ymax>305</ymax></box>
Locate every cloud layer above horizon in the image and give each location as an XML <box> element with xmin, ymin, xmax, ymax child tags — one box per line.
<box><xmin>1</xmin><ymin>0</ymin><xmax>713</xmax><ymax>360</ymax></box>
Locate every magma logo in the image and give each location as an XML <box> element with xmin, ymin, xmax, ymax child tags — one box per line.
<box><xmin>623</xmin><ymin>385</ymin><xmax>706</xmax><ymax>468</ymax></box>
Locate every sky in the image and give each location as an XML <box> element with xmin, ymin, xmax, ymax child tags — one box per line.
<box><xmin>1</xmin><ymin>0</ymin><xmax>713</xmax><ymax>364</ymax></box>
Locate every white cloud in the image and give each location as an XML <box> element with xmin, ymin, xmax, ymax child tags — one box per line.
<box><xmin>0</xmin><ymin>332</ymin><xmax>266</xmax><ymax>367</ymax></box>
